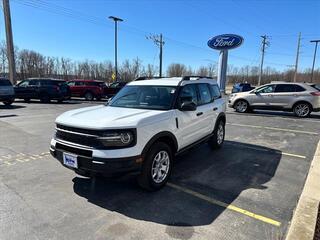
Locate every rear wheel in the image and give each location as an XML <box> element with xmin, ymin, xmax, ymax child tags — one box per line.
<box><xmin>293</xmin><ymin>102</ymin><xmax>311</xmax><ymax>118</ymax></box>
<box><xmin>3</xmin><ymin>99</ymin><xmax>14</xmax><ymax>106</ymax></box>
<box><xmin>138</xmin><ymin>142</ymin><xmax>172</xmax><ymax>191</ymax></box>
<box><xmin>84</xmin><ymin>92</ymin><xmax>94</xmax><ymax>101</ymax></box>
<box><xmin>209</xmin><ymin>120</ymin><xmax>225</xmax><ymax>149</ymax></box>
<box><xmin>235</xmin><ymin>100</ymin><xmax>249</xmax><ymax>113</ymax></box>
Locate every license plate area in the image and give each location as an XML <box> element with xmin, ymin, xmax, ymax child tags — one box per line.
<box><xmin>63</xmin><ymin>152</ymin><xmax>78</xmax><ymax>169</ymax></box>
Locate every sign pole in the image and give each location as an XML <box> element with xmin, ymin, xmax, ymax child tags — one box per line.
<box><xmin>217</xmin><ymin>50</ymin><xmax>228</xmax><ymax>94</ymax></box>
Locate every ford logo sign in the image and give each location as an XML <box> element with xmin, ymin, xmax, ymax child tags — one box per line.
<box><xmin>208</xmin><ymin>34</ymin><xmax>244</xmax><ymax>50</ymax></box>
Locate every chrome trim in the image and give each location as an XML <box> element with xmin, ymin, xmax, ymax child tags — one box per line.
<box><xmin>55</xmin><ymin>127</ymin><xmax>99</xmax><ymax>138</ymax></box>
<box><xmin>55</xmin><ymin>139</ymin><xmax>94</xmax><ymax>150</ymax></box>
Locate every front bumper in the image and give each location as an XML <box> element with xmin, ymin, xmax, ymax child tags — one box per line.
<box><xmin>50</xmin><ymin>142</ymin><xmax>143</xmax><ymax>177</ymax></box>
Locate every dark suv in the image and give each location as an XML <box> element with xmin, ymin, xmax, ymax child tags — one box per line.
<box><xmin>14</xmin><ymin>78</ymin><xmax>70</xmax><ymax>103</ymax></box>
<box><xmin>67</xmin><ymin>80</ymin><xmax>106</xmax><ymax>101</ymax></box>
<box><xmin>0</xmin><ymin>78</ymin><xmax>15</xmax><ymax>105</ymax></box>
<box><xmin>104</xmin><ymin>81</ymin><xmax>127</xmax><ymax>98</ymax></box>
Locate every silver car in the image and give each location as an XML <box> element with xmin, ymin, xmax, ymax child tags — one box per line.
<box><xmin>228</xmin><ymin>82</ymin><xmax>320</xmax><ymax>117</ymax></box>
<box><xmin>0</xmin><ymin>78</ymin><xmax>15</xmax><ymax>106</ymax></box>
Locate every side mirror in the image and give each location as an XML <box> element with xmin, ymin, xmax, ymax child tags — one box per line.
<box><xmin>179</xmin><ymin>101</ymin><xmax>197</xmax><ymax>111</ymax></box>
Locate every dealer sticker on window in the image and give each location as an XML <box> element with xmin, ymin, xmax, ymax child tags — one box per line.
<box><xmin>63</xmin><ymin>153</ymin><xmax>78</xmax><ymax>169</ymax></box>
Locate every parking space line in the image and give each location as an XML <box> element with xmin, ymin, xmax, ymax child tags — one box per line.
<box><xmin>227</xmin><ymin>123</ymin><xmax>318</xmax><ymax>135</ymax></box>
<box><xmin>167</xmin><ymin>182</ymin><xmax>281</xmax><ymax>227</ymax></box>
<box><xmin>225</xmin><ymin>142</ymin><xmax>306</xmax><ymax>159</ymax></box>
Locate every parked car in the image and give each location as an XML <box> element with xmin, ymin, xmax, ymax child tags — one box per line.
<box><xmin>104</xmin><ymin>81</ymin><xmax>127</xmax><ymax>98</ymax></box>
<box><xmin>50</xmin><ymin>76</ymin><xmax>226</xmax><ymax>190</ymax></box>
<box><xmin>228</xmin><ymin>81</ymin><xmax>320</xmax><ymax>117</ymax></box>
<box><xmin>14</xmin><ymin>78</ymin><xmax>70</xmax><ymax>103</ymax></box>
<box><xmin>67</xmin><ymin>79</ymin><xmax>106</xmax><ymax>101</ymax></box>
<box><xmin>0</xmin><ymin>78</ymin><xmax>15</xmax><ymax>106</ymax></box>
<box><xmin>232</xmin><ymin>83</ymin><xmax>255</xmax><ymax>93</ymax></box>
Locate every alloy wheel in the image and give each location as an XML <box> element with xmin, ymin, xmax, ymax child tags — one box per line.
<box><xmin>151</xmin><ymin>150</ymin><xmax>170</xmax><ymax>184</ymax></box>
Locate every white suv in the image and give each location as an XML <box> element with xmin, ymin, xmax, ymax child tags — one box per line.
<box><xmin>50</xmin><ymin>76</ymin><xmax>226</xmax><ymax>190</ymax></box>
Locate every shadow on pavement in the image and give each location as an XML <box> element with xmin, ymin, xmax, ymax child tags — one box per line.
<box><xmin>228</xmin><ymin>109</ymin><xmax>320</xmax><ymax>120</ymax></box>
<box><xmin>73</xmin><ymin>140</ymin><xmax>281</xmax><ymax>227</ymax></box>
<box><xmin>0</xmin><ymin>104</ymin><xmax>25</xmax><ymax>110</ymax></box>
<box><xmin>14</xmin><ymin>99</ymin><xmax>81</xmax><ymax>105</ymax></box>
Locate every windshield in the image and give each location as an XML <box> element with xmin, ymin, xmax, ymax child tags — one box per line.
<box><xmin>0</xmin><ymin>79</ymin><xmax>12</xmax><ymax>86</ymax></box>
<box><xmin>109</xmin><ymin>85</ymin><xmax>176</xmax><ymax>110</ymax></box>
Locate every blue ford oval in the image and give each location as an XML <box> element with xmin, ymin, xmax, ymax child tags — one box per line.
<box><xmin>208</xmin><ymin>34</ymin><xmax>244</xmax><ymax>50</ymax></box>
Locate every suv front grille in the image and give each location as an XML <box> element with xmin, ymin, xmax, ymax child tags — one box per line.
<box><xmin>55</xmin><ymin>124</ymin><xmax>102</xmax><ymax>148</ymax></box>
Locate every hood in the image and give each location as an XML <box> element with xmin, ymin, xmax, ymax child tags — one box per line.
<box><xmin>56</xmin><ymin>105</ymin><xmax>171</xmax><ymax>129</ymax></box>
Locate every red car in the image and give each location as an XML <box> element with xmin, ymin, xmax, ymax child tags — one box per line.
<box><xmin>67</xmin><ymin>79</ymin><xmax>106</xmax><ymax>101</ymax></box>
<box><xmin>104</xmin><ymin>81</ymin><xmax>127</xmax><ymax>98</ymax></box>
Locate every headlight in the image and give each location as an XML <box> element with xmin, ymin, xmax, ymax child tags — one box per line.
<box><xmin>229</xmin><ymin>94</ymin><xmax>236</xmax><ymax>99</ymax></box>
<box><xmin>98</xmin><ymin>130</ymin><xmax>135</xmax><ymax>148</ymax></box>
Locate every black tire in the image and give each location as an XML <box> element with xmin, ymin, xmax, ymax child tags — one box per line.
<box><xmin>209</xmin><ymin>119</ymin><xmax>225</xmax><ymax>150</ymax></box>
<box><xmin>234</xmin><ymin>100</ymin><xmax>249</xmax><ymax>113</ymax></box>
<box><xmin>293</xmin><ymin>102</ymin><xmax>311</xmax><ymax>118</ymax></box>
<box><xmin>84</xmin><ymin>92</ymin><xmax>94</xmax><ymax>101</ymax></box>
<box><xmin>3</xmin><ymin>99</ymin><xmax>14</xmax><ymax>106</ymax></box>
<box><xmin>137</xmin><ymin>142</ymin><xmax>173</xmax><ymax>191</ymax></box>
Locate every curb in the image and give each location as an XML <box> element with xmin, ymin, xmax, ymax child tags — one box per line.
<box><xmin>286</xmin><ymin>140</ymin><xmax>320</xmax><ymax>240</ymax></box>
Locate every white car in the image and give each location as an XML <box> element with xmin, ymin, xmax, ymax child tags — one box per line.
<box><xmin>50</xmin><ymin>76</ymin><xmax>226</xmax><ymax>190</ymax></box>
<box><xmin>229</xmin><ymin>82</ymin><xmax>320</xmax><ymax>117</ymax></box>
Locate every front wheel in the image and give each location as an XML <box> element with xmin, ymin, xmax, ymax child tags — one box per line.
<box><xmin>3</xmin><ymin>99</ymin><xmax>14</xmax><ymax>106</ymax></box>
<box><xmin>234</xmin><ymin>100</ymin><xmax>249</xmax><ymax>113</ymax></box>
<box><xmin>209</xmin><ymin>120</ymin><xmax>225</xmax><ymax>149</ymax></box>
<box><xmin>84</xmin><ymin>92</ymin><xmax>94</xmax><ymax>101</ymax></box>
<box><xmin>293</xmin><ymin>103</ymin><xmax>311</xmax><ymax>118</ymax></box>
<box><xmin>138</xmin><ymin>142</ymin><xmax>172</xmax><ymax>191</ymax></box>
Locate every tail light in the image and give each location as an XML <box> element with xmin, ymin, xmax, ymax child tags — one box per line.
<box><xmin>311</xmin><ymin>92</ymin><xmax>320</xmax><ymax>96</ymax></box>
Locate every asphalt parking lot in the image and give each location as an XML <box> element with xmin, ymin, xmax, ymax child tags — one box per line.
<box><xmin>1</xmin><ymin>100</ymin><xmax>320</xmax><ymax>240</ymax></box>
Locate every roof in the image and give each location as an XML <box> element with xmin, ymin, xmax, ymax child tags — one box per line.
<box><xmin>70</xmin><ymin>79</ymin><xmax>104</xmax><ymax>82</ymax></box>
<box><xmin>128</xmin><ymin>77</ymin><xmax>217</xmax><ymax>86</ymax></box>
<box><xmin>27</xmin><ymin>78</ymin><xmax>65</xmax><ymax>81</ymax></box>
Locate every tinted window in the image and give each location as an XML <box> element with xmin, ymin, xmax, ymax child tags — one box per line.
<box><xmin>87</xmin><ymin>82</ymin><xmax>101</xmax><ymax>86</ymax></box>
<box><xmin>275</xmin><ymin>84</ymin><xmax>301</xmax><ymax>93</ymax></box>
<box><xmin>67</xmin><ymin>81</ymin><xmax>75</xmax><ymax>86</ymax></box>
<box><xmin>256</xmin><ymin>85</ymin><xmax>275</xmax><ymax>93</ymax></box>
<box><xmin>0</xmin><ymin>79</ymin><xmax>12</xmax><ymax>86</ymax></box>
<box><xmin>18</xmin><ymin>80</ymin><xmax>29</xmax><ymax>87</ymax></box>
<box><xmin>29</xmin><ymin>80</ymin><xmax>40</xmax><ymax>86</ymax></box>
<box><xmin>209</xmin><ymin>84</ymin><xmax>221</xmax><ymax>100</ymax></box>
<box><xmin>75</xmin><ymin>81</ymin><xmax>85</xmax><ymax>86</ymax></box>
<box><xmin>198</xmin><ymin>83</ymin><xmax>212</xmax><ymax>105</ymax></box>
<box><xmin>178</xmin><ymin>84</ymin><xmax>198</xmax><ymax>106</ymax></box>
<box><xmin>295</xmin><ymin>85</ymin><xmax>306</xmax><ymax>92</ymax></box>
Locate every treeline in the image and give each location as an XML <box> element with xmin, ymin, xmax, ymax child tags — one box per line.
<box><xmin>0</xmin><ymin>41</ymin><xmax>319</xmax><ymax>84</ymax></box>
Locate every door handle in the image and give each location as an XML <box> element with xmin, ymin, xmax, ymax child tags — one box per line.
<box><xmin>196</xmin><ymin>112</ymin><xmax>203</xmax><ymax>116</ymax></box>
<box><xmin>213</xmin><ymin>107</ymin><xmax>218</xmax><ymax>111</ymax></box>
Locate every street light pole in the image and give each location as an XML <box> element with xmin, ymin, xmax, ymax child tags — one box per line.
<box><xmin>109</xmin><ymin>16</ymin><xmax>123</xmax><ymax>82</ymax></box>
<box><xmin>310</xmin><ymin>40</ymin><xmax>320</xmax><ymax>82</ymax></box>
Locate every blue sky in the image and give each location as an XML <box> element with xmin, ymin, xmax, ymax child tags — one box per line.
<box><xmin>3</xmin><ymin>0</ymin><xmax>320</xmax><ymax>71</ymax></box>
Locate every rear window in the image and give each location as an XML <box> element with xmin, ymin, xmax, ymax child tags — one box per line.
<box><xmin>274</xmin><ymin>84</ymin><xmax>305</xmax><ymax>93</ymax></box>
<box><xmin>0</xmin><ymin>79</ymin><xmax>12</xmax><ymax>86</ymax></box>
<box><xmin>311</xmin><ymin>84</ymin><xmax>320</xmax><ymax>91</ymax></box>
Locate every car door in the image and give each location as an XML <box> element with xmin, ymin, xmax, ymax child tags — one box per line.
<box><xmin>28</xmin><ymin>79</ymin><xmax>40</xmax><ymax>99</ymax></box>
<box><xmin>175</xmin><ymin>84</ymin><xmax>204</xmax><ymax>148</ymax></box>
<box><xmin>196</xmin><ymin>83</ymin><xmax>216</xmax><ymax>137</ymax></box>
<box><xmin>249</xmin><ymin>84</ymin><xmax>276</xmax><ymax>108</ymax></box>
<box><xmin>14</xmin><ymin>80</ymin><xmax>30</xmax><ymax>98</ymax></box>
<box><xmin>272</xmin><ymin>84</ymin><xmax>305</xmax><ymax>108</ymax></box>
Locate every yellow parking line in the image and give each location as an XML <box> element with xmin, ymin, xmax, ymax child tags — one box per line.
<box><xmin>167</xmin><ymin>182</ymin><xmax>281</xmax><ymax>227</ymax></box>
<box><xmin>227</xmin><ymin>123</ymin><xmax>318</xmax><ymax>135</ymax></box>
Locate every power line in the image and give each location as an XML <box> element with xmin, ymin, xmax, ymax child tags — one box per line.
<box><xmin>293</xmin><ymin>32</ymin><xmax>301</xmax><ymax>82</ymax></box>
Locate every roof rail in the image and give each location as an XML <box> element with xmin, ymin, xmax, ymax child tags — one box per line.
<box><xmin>181</xmin><ymin>76</ymin><xmax>213</xmax><ymax>81</ymax></box>
<box><xmin>134</xmin><ymin>76</ymin><xmax>165</xmax><ymax>81</ymax></box>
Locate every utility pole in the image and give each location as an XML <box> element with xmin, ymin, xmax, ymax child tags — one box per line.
<box><xmin>310</xmin><ymin>40</ymin><xmax>320</xmax><ymax>82</ymax></box>
<box><xmin>258</xmin><ymin>35</ymin><xmax>269</xmax><ymax>86</ymax></box>
<box><xmin>108</xmin><ymin>16</ymin><xmax>123</xmax><ymax>82</ymax></box>
<box><xmin>293</xmin><ymin>32</ymin><xmax>301</xmax><ymax>82</ymax></box>
<box><xmin>3</xmin><ymin>0</ymin><xmax>16</xmax><ymax>84</ymax></box>
<box><xmin>146</xmin><ymin>34</ymin><xmax>165</xmax><ymax>77</ymax></box>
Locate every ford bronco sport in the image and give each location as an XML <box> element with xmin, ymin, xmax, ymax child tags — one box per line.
<box><xmin>50</xmin><ymin>76</ymin><xmax>226</xmax><ymax>190</ymax></box>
